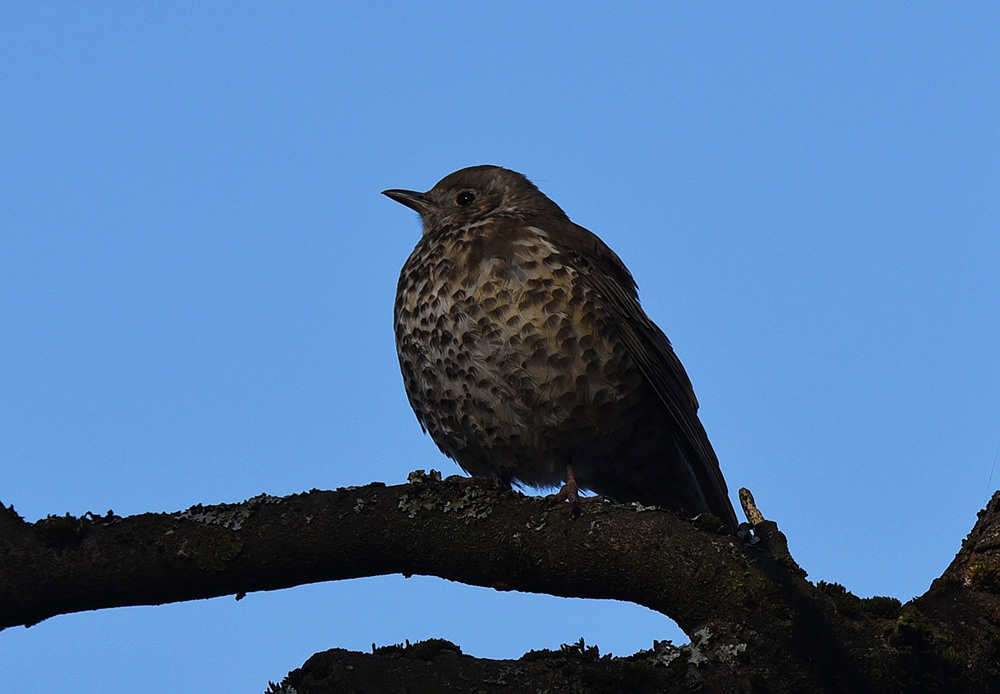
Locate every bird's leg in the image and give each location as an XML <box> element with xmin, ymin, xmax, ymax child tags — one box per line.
<box><xmin>545</xmin><ymin>464</ymin><xmax>606</xmax><ymax>509</ymax></box>
<box><xmin>552</xmin><ymin>463</ymin><xmax>580</xmax><ymax>504</ymax></box>
<box><xmin>549</xmin><ymin>463</ymin><xmax>581</xmax><ymax>503</ymax></box>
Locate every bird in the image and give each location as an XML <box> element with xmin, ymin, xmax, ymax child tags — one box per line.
<box><xmin>383</xmin><ymin>165</ymin><xmax>739</xmax><ymax>532</ymax></box>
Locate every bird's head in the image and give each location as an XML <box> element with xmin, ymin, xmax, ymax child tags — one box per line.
<box><xmin>383</xmin><ymin>165</ymin><xmax>567</xmax><ymax>234</ymax></box>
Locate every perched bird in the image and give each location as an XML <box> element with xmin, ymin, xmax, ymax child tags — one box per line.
<box><xmin>384</xmin><ymin>166</ymin><xmax>739</xmax><ymax>531</ymax></box>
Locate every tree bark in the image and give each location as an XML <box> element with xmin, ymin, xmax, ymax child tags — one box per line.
<box><xmin>2</xmin><ymin>471</ymin><xmax>999</xmax><ymax>692</ymax></box>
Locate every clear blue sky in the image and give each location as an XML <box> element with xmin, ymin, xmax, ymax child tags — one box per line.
<box><xmin>2</xmin><ymin>3</ymin><xmax>997</xmax><ymax>692</ymax></box>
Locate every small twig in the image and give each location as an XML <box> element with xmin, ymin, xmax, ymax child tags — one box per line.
<box><xmin>739</xmin><ymin>488</ymin><xmax>766</xmax><ymax>525</ymax></box>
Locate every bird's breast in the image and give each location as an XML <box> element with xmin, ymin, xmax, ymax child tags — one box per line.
<box><xmin>395</xmin><ymin>224</ymin><xmax>580</xmax><ymax>369</ymax></box>
<box><xmin>393</xmin><ymin>222</ymin><xmax>645</xmax><ymax>483</ymax></box>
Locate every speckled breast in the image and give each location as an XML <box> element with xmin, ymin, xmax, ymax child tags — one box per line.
<box><xmin>393</xmin><ymin>220</ymin><xmax>646</xmax><ymax>486</ymax></box>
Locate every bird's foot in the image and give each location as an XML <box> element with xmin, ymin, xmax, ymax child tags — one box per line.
<box><xmin>547</xmin><ymin>478</ymin><xmax>581</xmax><ymax>504</ymax></box>
<box><xmin>542</xmin><ymin>478</ymin><xmax>604</xmax><ymax>513</ymax></box>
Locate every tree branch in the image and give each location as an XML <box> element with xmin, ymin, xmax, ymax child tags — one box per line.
<box><xmin>3</xmin><ymin>472</ymin><xmax>1000</xmax><ymax>692</ymax></box>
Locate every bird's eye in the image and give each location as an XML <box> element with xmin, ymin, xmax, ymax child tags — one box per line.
<box><xmin>456</xmin><ymin>191</ymin><xmax>475</xmax><ymax>206</ymax></box>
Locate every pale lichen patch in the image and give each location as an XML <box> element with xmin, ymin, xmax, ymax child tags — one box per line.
<box><xmin>178</xmin><ymin>494</ymin><xmax>281</xmax><ymax>531</ymax></box>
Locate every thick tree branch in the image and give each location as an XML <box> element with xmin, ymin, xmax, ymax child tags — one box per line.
<box><xmin>1</xmin><ymin>471</ymin><xmax>759</xmax><ymax>632</ymax></box>
<box><xmin>3</xmin><ymin>473</ymin><xmax>1000</xmax><ymax>692</ymax></box>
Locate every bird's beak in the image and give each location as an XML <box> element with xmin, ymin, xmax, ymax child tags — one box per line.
<box><xmin>382</xmin><ymin>189</ymin><xmax>431</xmax><ymax>215</ymax></box>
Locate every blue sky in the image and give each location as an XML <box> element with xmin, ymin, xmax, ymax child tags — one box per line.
<box><xmin>2</xmin><ymin>3</ymin><xmax>998</xmax><ymax>692</ymax></box>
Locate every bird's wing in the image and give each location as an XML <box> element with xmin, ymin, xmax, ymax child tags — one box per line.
<box><xmin>558</xmin><ymin>220</ymin><xmax>739</xmax><ymax>530</ymax></box>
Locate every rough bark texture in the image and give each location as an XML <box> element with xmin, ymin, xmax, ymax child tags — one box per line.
<box><xmin>2</xmin><ymin>471</ymin><xmax>999</xmax><ymax>692</ymax></box>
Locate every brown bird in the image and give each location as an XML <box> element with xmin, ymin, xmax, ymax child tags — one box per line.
<box><xmin>384</xmin><ymin>165</ymin><xmax>739</xmax><ymax>531</ymax></box>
